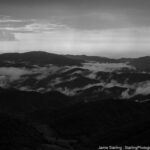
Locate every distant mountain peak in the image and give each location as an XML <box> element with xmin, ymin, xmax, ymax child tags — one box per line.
<box><xmin>0</xmin><ymin>51</ymin><xmax>84</xmax><ymax>66</ymax></box>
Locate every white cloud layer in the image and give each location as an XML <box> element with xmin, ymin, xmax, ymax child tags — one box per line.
<box><xmin>81</xmin><ymin>62</ymin><xmax>135</xmax><ymax>72</ymax></box>
<box><xmin>0</xmin><ymin>67</ymin><xmax>31</xmax><ymax>81</ymax></box>
<box><xmin>0</xmin><ymin>64</ymin><xmax>150</xmax><ymax>98</ymax></box>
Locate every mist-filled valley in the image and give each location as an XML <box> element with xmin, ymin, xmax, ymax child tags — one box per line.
<box><xmin>0</xmin><ymin>51</ymin><xmax>150</xmax><ymax>149</ymax></box>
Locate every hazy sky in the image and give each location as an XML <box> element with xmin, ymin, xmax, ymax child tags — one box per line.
<box><xmin>0</xmin><ymin>0</ymin><xmax>150</xmax><ymax>57</ymax></box>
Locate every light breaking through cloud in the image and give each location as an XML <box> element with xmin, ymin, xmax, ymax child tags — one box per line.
<box><xmin>0</xmin><ymin>0</ymin><xmax>150</xmax><ymax>57</ymax></box>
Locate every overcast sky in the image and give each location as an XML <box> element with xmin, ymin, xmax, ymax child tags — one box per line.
<box><xmin>0</xmin><ymin>0</ymin><xmax>150</xmax><ymax>58</ymax></box>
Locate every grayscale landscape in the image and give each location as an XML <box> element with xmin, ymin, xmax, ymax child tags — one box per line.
<box><xmin>0</xmin><ymin>0</ymin><xmax>150</xmax><ymax>149</ymax></box>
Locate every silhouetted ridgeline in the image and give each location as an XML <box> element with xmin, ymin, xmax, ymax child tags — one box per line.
<box><xmin>0</xmin><ymin>51</ymin><xmax>84</xmax><ymax>67</ymax></box>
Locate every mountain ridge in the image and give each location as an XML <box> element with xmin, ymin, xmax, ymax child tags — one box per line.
<box><xmin>0</xmin><ymin>51</ymin><xmax>150</xmax><ymax>148</ymax></box>
<box><xmin>0</xmin><ymin>51</ymin><xmax>84</xmax><ymax>66</ymax></box>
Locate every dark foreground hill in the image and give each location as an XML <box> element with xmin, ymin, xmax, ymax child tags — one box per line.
<box><xmin>0</xmin><ymin>89</ymin><xmax>150</xmax><ymax>149</ymax></box>
<box><xmin>0</xmin><ymin>88</ymin><xmax>71</xmax><ymax>114</ymax></box>
<box><xmin>47</xmin><ymin>99</ymin><xmax>150</xmax><ymax>148</ymax></box>
<box><xmin>0</xmin><ymin>113</ymin><xmax>46</xmax><ymax>150</ymax></box>
<box><xmin>0</xmin><ymin>113</ymin><xmax>77</xmax><ymax>150</ymax></box>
